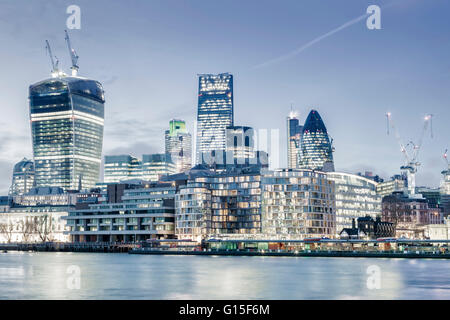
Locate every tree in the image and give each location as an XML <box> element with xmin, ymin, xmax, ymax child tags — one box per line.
<box><xmin>35</xmin><ymin>214</ymin><xmax>53</xmax><ymax>242</ymax></box>
<box><xmin>19</xmin><ymin>218</ymin><xmax>35</xmax><ymax>243</ymax></box>
<box><xmin>0</xmin><ymin>218</ymin><xmax>14</xmax><ymax>243</ymax></box>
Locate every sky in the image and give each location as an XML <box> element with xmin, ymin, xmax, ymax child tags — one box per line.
<box><xmin>0</xmin><ymin>0</ymin><xmax>449</xmax><ymax>194</ymax></box>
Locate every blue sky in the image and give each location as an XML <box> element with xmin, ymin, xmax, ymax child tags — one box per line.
<box><xmin>0</xmin><ymin>0</ymin><xmax>449</xmax><ymax>193</ymax></box>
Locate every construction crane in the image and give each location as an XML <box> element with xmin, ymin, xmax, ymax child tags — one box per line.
<box><xmin>386</xmin><ymin>112</ymin><xmax>433</xmax><ymax>196</ymax></box>
<box><xmin>64</xmin><ymin>30</ymin><xmax>79</xmax><ymax>76</ymax></box>
<box><xmin>45</xmin><ymin>40</ymin><xmax>60</xmax><ymax>77</ymax></box>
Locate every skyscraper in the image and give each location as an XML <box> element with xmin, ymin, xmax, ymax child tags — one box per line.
<box><xmin>299</xmin><ymin>109</ymin><xmax>334</xmax><ymax>171</ymax></box>
<box><xmin>196</xmin><ymin>73</ymin><xmax>234</xmax><ymax>164</ymax></box>
<box><xmin>29</xmin><ymin>76</ymin><xmax>105</xmax><ymax>190</ymax></box>
<box><xmin>287</xmin><ymin>111</ymin><xmax>303</xmax><ymax>169</ymax></box>
<box><xmin>9</xmin><ymin>158</ymin><xmax>35</xmax><ymax>196</ymax></box>
<box><xmin>165</xmin><ymin>119</ymin><xmax>192</xmax><ymax>173</ymax></box>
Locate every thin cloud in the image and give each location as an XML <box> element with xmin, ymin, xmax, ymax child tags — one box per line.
<box><xmin>253</xmin><ymin>2</ymin><xmax>398</xmax><ymax>69</ymax></box>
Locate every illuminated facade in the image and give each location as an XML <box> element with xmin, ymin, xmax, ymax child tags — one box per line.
<box><xmin>104</xmin><ymin>155</ymin><xmax>141</xmax><ymax>183</ymax></box>
<box><xmin>9</xmin><ymin>158</ymin><xmax>35</xmax><ymax>196</ymax></box>
<box><xmin>261</xmin><ymin>169</ymin><xmax>336</xmax><ymax>238</ymax></box>
<box><xmin>376</xmin><ymin>174</ymin><xmax>406</xmax><ymax>197</ymax></box>
<box><xmin>141</xmin><ymin>154</ymin><xmax>176</xmax><ymax>181</ymax></box>
<box><xmin>63</xmin><ymin>182</ymin><xmax>176</xmax><ymax>242</ymax></box>
<box><xmin>196</xmin><ymin>73</ymin><xmax>234</xmax><ymax>164</ymax></box>
<box><xmin>165</xmin><ymin>119</ymin><xmax>192</xmax><ymax>173</ymax></box>
<box><xmin>287</xmin><ymin>112</ymin><xmax>302</xmax><ymax>169</ymax></box>
<box><xmin>327</xmin><ymin>172</ymin><xmax>381</xmax><ymax>234</ymax></box>
<box><xmin>29</xmin><ymin>76</ymin><xmax>105</xmax><ymax>190</ymax></box>
<box><xmin>299</xmin><ymin>110</ymin><xmax>334</xmax><ymax>171</ymax></box>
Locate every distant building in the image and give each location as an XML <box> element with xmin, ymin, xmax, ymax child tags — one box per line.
<box><xmin>165</xmin><ymin>119</ymin><xmax>192</xmax><ymax>173</ymax></box>
<box><xmin>9</xmin><ymin>158</ymin><xmax>34</xmax><ymax>196</ymax></box>
<box><xmin>299</xmin><ymin>110</ymin><xmax>334</xmax><ymax>171</ymax></box>
<box><xmin>0</xmin><ymin>187</ymin><xmax>75</xmax><ymax>243</ymax></box>
<box><xmin>141</xmin><ymin>154</ymin><xmax>176</xmax><ymax>181</ymax></box>
<box><xmin>63</xmin><ymin>181</ymin><xmax>176</xmax><ymax>242</ymax></box>
<box><xmin>382</xmin><ymin>192</ymin><xmax>442</xmax><ymax>239</ymax></box>
<box><xmin>376</xmin><ymin>174</ymin><xmax>406</xmax><ymax>197</ymax></box>
<box><xmin>426</xmin><ymin>217</ymin><xmax>450</xmax><ymax>240</ymax></box>
<box><xmin>357</xmin><ymin>171</ymin><xmax>384</xmax><ymax>183</ymax></box>
<box><xmin>196</xmin><ymin>73</ymin><xmax>233</xmax><ymax>164</ymax></box>
<box><xmin>340</xmin><ymin>216</ymin><xmax>395</xmax><ymax>240</ymax></box>
<box><xmin>416</xmin><ymin>186</ymin><xmax>441</xmax><ymax>209</ymax></box>
<box><xmin>103</xmin><ymin>154</ymin><xmax>176</xmax><ymax>183</ymax></box>
<box><xmin>29</xmin><ymin>76</ymin><xmax>105</xmax><ymax>190</ymax></box>
<box><xmin>104</xmin><ymin>155</ymin><xmax>141</xmax><ymax>183</ymax></box>
<box><xmin>327</xmin><ymin>172</ymin><xmax>381</xmax><ymax>235</ymax></box>
<box><xmin>287</xmin><ymin>111</ymin><xmax>303</xmax><ymax>169</ymax></box>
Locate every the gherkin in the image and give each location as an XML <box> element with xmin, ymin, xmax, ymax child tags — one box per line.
<box><xmin>299</xmin><ymin>110</ymin><xmax>334</xmax><ymax>171</ymax></box>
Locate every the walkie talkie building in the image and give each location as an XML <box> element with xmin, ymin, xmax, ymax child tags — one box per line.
<box><xmin>196</xmin><ymin>73</ymin><xmax>234</xmax><ymax>164</ymax></box>
<box><xmin>29</xmin><ymin>76</ymin><xmax>105</xmax><ymax>190</ymax></box>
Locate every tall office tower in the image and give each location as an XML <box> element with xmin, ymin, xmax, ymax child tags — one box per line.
<box><xmin>196</xmin><ymin>73</ymin><xmax>234</xmax><ymax>164</ymax></box>
<box><xmin>287</xmin><ymin>111</ymin><xmax>303</xmax><ymax>169</ymax></box>
<box><xmin>299</xmin><ymin>109</ymin><xmax>334</xmax><ymax>171</ymax></box>
<box><xmin>141</xmin><ymin>154</ymin><xmax>176</xmax><ymax>181</ymax></box>
<box><xmin>29</xmin><ymin>36</ymin><xmax>105</xmax><ymax>190</ymax></box>
<box><xmin>104</xmin><ymin>155</ymin><xmax>142</xmax><ymax>183</ymax></box>
<box><xmin>9</xmin><ymin>158</ymin><xmax>35</xmax><ymax>196</ymax></box>
<box><xmin>226</xmin><ymin>126</ymin><xmax>255</xmax><ymax>159</ymax></box>
<box><xmin>165</xmin><ymin>119</ymin><xmax>192</xmax><ymax>173</ymax></box>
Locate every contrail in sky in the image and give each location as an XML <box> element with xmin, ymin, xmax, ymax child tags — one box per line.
<box><xmin>253</xmin><ymin>3</ymin><xmax>397</xmax><ymax>69</ymax></box>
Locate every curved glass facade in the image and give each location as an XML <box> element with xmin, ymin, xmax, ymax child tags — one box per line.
<box><xmin>299</xmin><ymin>110</ymin><xmax>334</xmax><ymax>171</ymax></box>
<box><xmin>327</xmin><ymin>172</ymin><xmax>381</xmax><ymax>235</ymax></box>
<box><xmin>29</xmin><ymin>76</ymin><xmax>105</xmax><ymax>190</ymax></box>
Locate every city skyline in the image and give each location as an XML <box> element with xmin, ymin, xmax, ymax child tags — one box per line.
<box><xmin>0</xmin><ymin>0</ymin><xmax>450</xmax><ymax>194</ymax></box>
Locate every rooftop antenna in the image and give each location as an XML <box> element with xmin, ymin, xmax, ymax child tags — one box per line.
<box><xmin>64</xmin><ymin>30</ymin><xmax>79</xmax><ymax>76</ymax></box>
<box><xmin>45</xmin><ymin>40</ymin><xmax>60</xmax><ymax>77</ymax></box>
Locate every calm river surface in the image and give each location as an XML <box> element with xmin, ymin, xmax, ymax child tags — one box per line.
<box><xmin>0</xmin><ymin>251</ymin><xmax>449</xmax><ymax>299</ymax></box>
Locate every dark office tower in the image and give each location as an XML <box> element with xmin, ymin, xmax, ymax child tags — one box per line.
<box><xmin>287</xmin><ymin>111</ymin><xmax>303</xmax><ymax>169</ymax></box>
<box><xmin>29</xmin><ymin>76</ymin><xmax>105</xmax><ymax>190</ymax></box>
<box><xmin>299</xmin><ymin>109</ymin><xmax>334</xmax><ymax>171</ymax></box>
<box><xmin>196</xmin><ymin>73</ymin><xmax>233</xmax><ymax>164</ymax></box>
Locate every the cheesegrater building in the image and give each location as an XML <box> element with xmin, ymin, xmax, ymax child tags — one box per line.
<box><xmin>196</xmin><ymin>73</ymin><xmax>233</xmax><ymax>164</ymax></box>
<box><xmin>29</xmin><ymin>75</ymin><xmax>105</xmax><ymax>190</ymax></box>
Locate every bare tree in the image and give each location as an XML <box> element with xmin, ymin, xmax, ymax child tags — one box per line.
<box><xmin>35</xmin><ymin>214</ymin><xmax>53</xmax><ymax>242</ymax></box>
<box><xmin>0</xmin><ymin>219</ymin><xmax>14</xmax><ymax>243</ymax></box>
<box><xmin>19</xmin><ymin>218</ymin><xmax>35</xmax><ymax>243</ymax></box>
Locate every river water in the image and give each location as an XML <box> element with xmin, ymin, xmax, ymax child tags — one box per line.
<box><xmin>0</xmin><ymin>251</ymin><xmax>449</xmax><ymax>299</ymax></box>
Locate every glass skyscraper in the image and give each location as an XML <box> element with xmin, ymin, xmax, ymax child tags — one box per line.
<box><xmin>196</xmin><ymin>73</ymin><xmax>234</xmax><ymax>164</ymax></box>
<box><xmin>29</xmin><ymin>76</ymin><xmax>105</xmax><ymax>190</ymax></box>
<box><xmin>165</xmin><ymin>119</ymin><xmax>192</xmax><ymax>173</ymax></box>
<box><xmin>299</xmin><ymin>110</ymin><xmax>334</xmax><ymax>171</ymax></box>
<box><xmin>287</xmin><ymin>111</ymin><xmax>303</xmax><ymax>169</ymax></box>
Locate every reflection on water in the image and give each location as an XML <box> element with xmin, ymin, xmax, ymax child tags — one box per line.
<box><xmin>0</xmin><ymin>252</ymin><xmax>449</xmax><ymax>299</ymax></box>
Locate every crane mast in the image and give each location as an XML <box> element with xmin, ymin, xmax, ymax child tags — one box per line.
<box><xmin>45</xmin><ymin>40</ymin><xmax>60</xmax><ymax>77</ymax></box>
<box><xmin>64</xmin><ymin>30</ymin><xmax>79</xmax><ymax>76</ymax></box>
